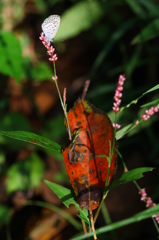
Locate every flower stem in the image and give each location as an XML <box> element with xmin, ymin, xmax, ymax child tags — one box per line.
<box><xmin>53</xmin><ymin>62</ymin><xmax>72</xmax><ymax>141</ymax></box>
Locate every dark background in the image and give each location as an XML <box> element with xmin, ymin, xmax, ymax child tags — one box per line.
<box><xmin>0</xmin><ymin>0</ymin><xmax>159</xmax><ymax>239</ymax></box>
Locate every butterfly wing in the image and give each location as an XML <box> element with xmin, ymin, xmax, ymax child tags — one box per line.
<box><xmin>42</xmin><ymin>15</ymin><xmax>60</xmax><ymax>42</ymax></box>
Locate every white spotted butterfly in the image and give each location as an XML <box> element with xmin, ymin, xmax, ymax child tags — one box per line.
<box><xmin>42</xmin><ymin>15</ymin><xmax>60</xmax><ymax>42</ymax></box>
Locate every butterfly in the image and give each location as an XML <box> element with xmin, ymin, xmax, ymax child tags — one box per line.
<box><xmin>42</xmin><ymin>15</ymin><xmax>60</xmax><ymax>42</ymax></box>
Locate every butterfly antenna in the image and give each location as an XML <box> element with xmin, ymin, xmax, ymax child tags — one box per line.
<box><xmin>82</xmin><ymin>80</ymin><xmax>90</xmax><ymax>99</ymax></box>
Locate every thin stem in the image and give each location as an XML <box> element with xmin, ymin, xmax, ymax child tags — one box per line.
<box><xmin>101</xmin><ymin>203</ymin><xmax>112</xmax><ymax>225</ymax></box>
<box><xmin>90</xmin><ymin>209</ymin><xmax>97</xmax><ymax>240</ymax></box>
<box><xmin>94</xmin><ymin>190</ymin><xmax>109</xmax><ymax>224</ymax></box>
<box><xmin>81</xmin><ymin>219</ymin><xmax>88</xmax><ymax>235</ymax></box>
<box><xmin>152</xmin><ymin>218</ymin><xmax>159</xmax><ymax>234</ymax></box>
<box><xmin>117</xmin><ymin>150</ymin><xmax>127</xmax><ymax>171</ymax></box>
<box><xmin>53</xmin><ymin>62</ymin><xmax>72</xmax><ymax>141</ymax></box>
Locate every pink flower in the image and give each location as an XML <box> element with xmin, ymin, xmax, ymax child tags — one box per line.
<box><xmin>141</xmin><ymin>106</ymin><xmax>159</xmax><ymax>121</ymax></box>
<box><xmin>39</xmin><ymin>32</ymin><xmax>58</xmax><ymax>63</ymax></box>
<box><xmin>139</xmin><ymin>188</ymin><xmax>159</xmax><ymax>224</ymax></box>
<box><xmin>52</xmin><ymin>76</ymin><xmax>58</xmax><ymax>82</ymax></box>
<box><xmin>113</xmin><ymin>74</ymin><xmax>126</xmax><ymax>113</ymax></box>
<box><xmin>63</xmin><ymin>88</ymin><xmax>66</xmax><ymax>105</ymax></box>
<box><xmin>135</xmin><ymin>120</ymin><xmax>139</xmax><ymax>126</ymax></box>
<box><xmin>112</xmin><ymin>123</ymin><xmax>121</xmax><ymax>129</ymax></box>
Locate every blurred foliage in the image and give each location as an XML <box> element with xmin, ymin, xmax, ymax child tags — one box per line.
<box><xmin>0</xmin><ymin>205</ymin><xmax>10</xmax><ymax>225</ymax></box>
<box><xmin>0</xmin><ymin>32</ymin><xmax>22</xmax><ymax>83</ymax></box>
<box><xmin>22</xmin><ymin>58</ymin><xmax>53</xmax><ymax>81</ymax></box>
<box><xmin>56</xmin><ymin>1</ymin><xmax>104</xmax><ymax>40</ymax></box>
<box><xmin>0</xmin><ymin>0</ymin><xmax>159</xmax><ymax>239</ymax></box>
<box><xmin>6</xmin><ymin>153</ymin><xmax>44</xmax><ymax>193</ymax></box>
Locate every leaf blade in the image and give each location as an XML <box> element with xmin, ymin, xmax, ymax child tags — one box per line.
<box><xmin>45</xmin><ymin>180</ymin><xmax>90</xmax><ymax>225</ymax></box>
<box><xmin>105</xmin><ymin>167</ymin><xmax>153</xmax><ymax>191</ymax></box>
<box><xmin>0</xmin><ymin>131</ymin><xmax>62</xmax><ymax>152</ymax></box>
<box><xmin>73</xmin><ymin>205</ymin><xmax>159</xmax><ymax>239</ymax></box>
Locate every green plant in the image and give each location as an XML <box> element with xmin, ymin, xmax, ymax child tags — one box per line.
<box><xmin>0</xmin><ymin>1</ymin><xmax>159</xmax><ymax>239</ymax></box>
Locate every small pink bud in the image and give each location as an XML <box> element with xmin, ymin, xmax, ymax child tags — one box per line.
<box><xmin>63</xmin><ymin>88</ymin><xmax>67</xmax><ymax>105</ymax></box>
<box><xmin>135</xmin><ymin>120</ymin><xmax>139</xmax><ymax>126</ymax></box>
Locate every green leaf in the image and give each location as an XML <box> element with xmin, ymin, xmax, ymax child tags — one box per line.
<box><xmin>0</xmin><ymin>31</ymin><xmax>22</xmax><ymax>83</ymax></box>
<box><xmin>31</xmin><ymin>62</ymin><xmax>53</xmax><ymax>81</ymax></box>
<box><xmin>73</xmin><ymin>205</ymin><xmax>159</xmax><ymax>239</ymax></box>
<box><xmin>132</xmin><ymin>19</ymin><xmax>159</xmax><ymax>44</ymax></box>
<box><xmin>6</xmin><ymin>153</ymin><xmax>45</xmax><ymax>193</ymax></box>
<box><xmin>45</xmin><ymin>180</ymin><xmax>90</xmax><ymax>225</ymax></box>
<box><xmin>143</xmin><ymin>84</ymin><xmax>159</xmax><ymax>94</ymax></box>
<box><xmin>116</xmin><ymin>124</ymin><xmax>132</xmax><ymax>140</ymax></box>
<box><xmin>105</xmin><ymin>167</ymin><xmax>153</xmax><ymax>191</ymax></box>
<box><xmin>55</xmin><ymin>0</ymin><xmax>103</xmax><ymax>41</ymax></box>
<box><xmin>120</xmin><ymin>84</ymin><xmax>159</xmax><ymax>112</ymax></box>
<box><xmin>0</xmin><ymin>131</ymin><xmax>62</xmax><ymax>152</ymax></box>
<box><xmin>140</xmin><ymin>99</ymin><xmax>159</xmax><ymax>108</ymax></box>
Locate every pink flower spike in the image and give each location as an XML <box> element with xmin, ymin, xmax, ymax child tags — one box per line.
<box><xmin>49</xmin><ymin>54</ymin><xmax>58</xmax><ymax>62</ymax></box>
<box><xmin>139</xmin><ymin>188</ymin><xmax>159</xmax><ymax>224</ymax></box>
<box><xmin>141</xmin><ymin>105</ymin><xmax>159</xmax><ymax>121</ymax></box>
<box><xmin>139</xmin><ymin>188</ymin><xmax>147</xmax><ymax>200</ymax></box>
<box><xmin>112</xmin><ymin>74</ymin><xmax>126</xmax><ymax>113</ymax></box>
<box><xmin>39</xmin><ymin>32</ymin><xmax>45</xmax><ymax>41</ymax></box>
<box><xmin>39</xmin><ymin>32</ymin><xmax>58</xmax><ymax>63</ymax></box>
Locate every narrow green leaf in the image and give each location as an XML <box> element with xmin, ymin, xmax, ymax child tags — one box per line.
<box><xmin>45</xmin><ymin>180</ymin><xmax>90</xmax><ymax>225</ymax></box>
<box><xmin>140</xmin><ymin>99</ymin><xmax>159</xmax><ymax>108</ymax></box>
<box><xmin>0</xmin><ymin>131</ymin><xmax>62</xmax><ymax>152</ymax></box>
<box><xmin>73</xmin><ymin>205</ymin><xmax>159</xmax><ymax>239</ymax></box>
<box><xmin>116</xmin><ymin>124</ymin><xmax>132</xmax><ymax>140</ymax></box>
<box><xmin>0</xmin><ymin>31</ymin><xmax>22</xmax><ymax>83</ymax></box>
<box><xmin>143</xmin><ymin>84</ymin><xmax>159</xmax><ymax>94</ymax></box>
<box><xmin>120</xmin><ymin>84</ymin><xmax>159</xmax><ymax>112</ymax></box>
<box><xmin>105</xmin><ymin>167</ymin><xmax>153</xmax><ymax>191</ymax></box>
<box><xmin>132</xmin><ymin>19</ymin><xmax>159</xmax><ymax>44</ymax></box>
